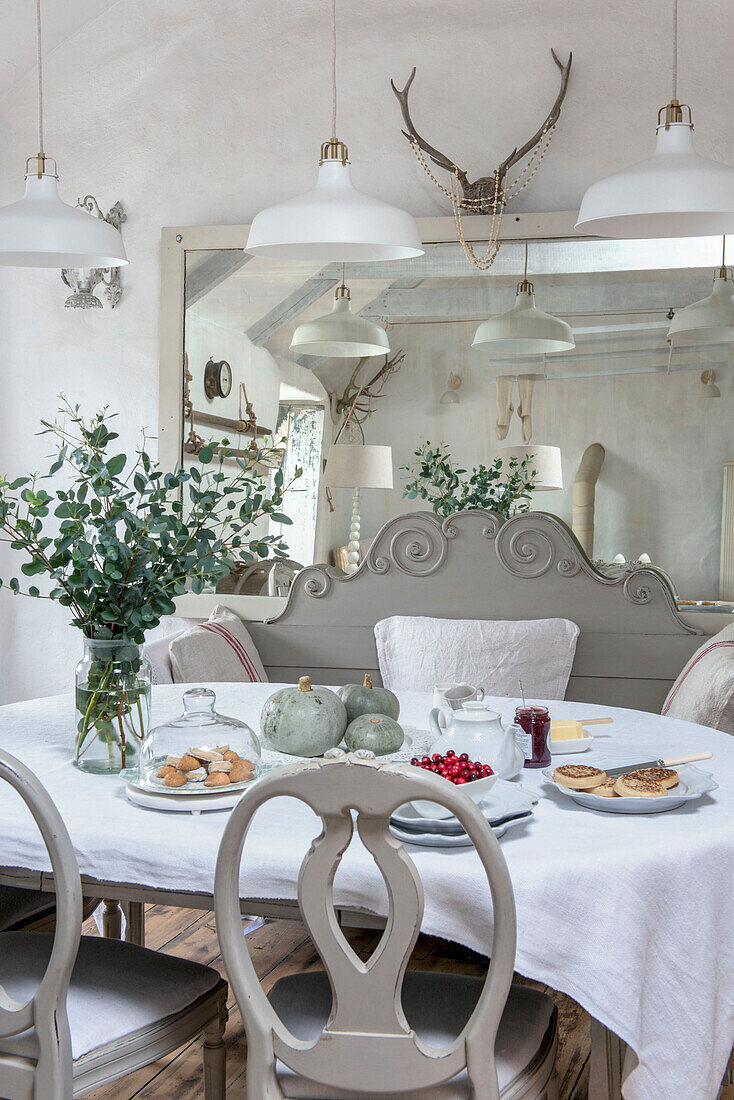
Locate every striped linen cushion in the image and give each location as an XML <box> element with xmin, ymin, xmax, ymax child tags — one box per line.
<box><xmin>169</xmin><ymin>605</ymin><xmax>267</xmax><ymax>684</ymax></box>
<box><xmin>662</xmin><ymin>621</ymin><xmax>734</xmax><ymax>733</ymax></box>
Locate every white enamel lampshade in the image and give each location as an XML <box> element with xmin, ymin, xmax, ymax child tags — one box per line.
<box><xmin>576</xmin><ymin>106</ymin><xmax>734</xmax><ymax>239</ymax></box>
<box><xmin>245</xmin><ymin>141</ymin><xmax>424</xmax><ymax>262</ymax></box>
<box><xmin>291</xmin><ymin>283</ymin><xmax>389</xmax><ymax>357</ymax></box>
<box><xmin>473</xmin><ymin>281</ymin><xmax>575</xmax><ymax>356</ymax></box>
<box><xmin>324</xmin><ymin>443</ymin><xmax>393</xmax><ymax>490</ymax></box>
<box><xmin>0</xmin><ymin>164</ymin><xmax>128</xmax><ymax>268</ymax></box>
<box><xmin>498</xmin><ymin>444</ymin><xmax>563</xmax><ymax>491</ymax></box>
<box><xmin>667</xmin><ymin>269</ymin><xmax>734</xmax><ymax>345</ymax></box>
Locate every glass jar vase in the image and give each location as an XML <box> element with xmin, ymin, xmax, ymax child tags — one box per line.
<box><xmin>74</xmin><ymin>639</ymin><xmax>151</xmax><ymax>774</ymax></box>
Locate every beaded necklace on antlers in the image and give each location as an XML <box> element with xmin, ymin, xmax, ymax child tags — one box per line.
<box><xmin>392</xmin><ymin>51</ymin><xmax>571</xmax><ymax>270</ymax></box>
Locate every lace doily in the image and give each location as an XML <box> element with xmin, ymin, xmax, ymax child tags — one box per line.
<box><xmin>259</xmin><ymin>725</ymin><xmax>432</xmax><ymax>769</ymax></box>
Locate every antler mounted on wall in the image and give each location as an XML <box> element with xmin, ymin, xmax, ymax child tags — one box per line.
<box><xmin>330</xmin><ymin>349</ymin><xmax>406</xmax><ymax>443</ymax></box>
<box><xmin>391</xmin><ymin>49</ymin><xmax>572</xmax><ymax>215</ymax></box>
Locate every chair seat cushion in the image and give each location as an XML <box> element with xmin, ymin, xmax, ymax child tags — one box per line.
<box><xmin>374</xmin><ymin>614</ymin><xmax>580</xmax><ymax>700</ymax></box>
<box><xmin>268</xmin><ymin>970</ymin><xmax>556</xmax><ymax>1099</ymax></box>
<box><xmin>0</xmin><ymin>933</ymin><xmax>225</xmax><ymax>1063</ymax></box>
<box><xmin>0</xmin><ymin>886</ymin><xmax>56</xmax><ymax>933</ymax></box>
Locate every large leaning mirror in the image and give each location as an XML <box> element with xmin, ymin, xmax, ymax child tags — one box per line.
<box><xmin>159</xmin><ymin>216</ymin><xmax>734</xmax><ymax>613</ymax></box>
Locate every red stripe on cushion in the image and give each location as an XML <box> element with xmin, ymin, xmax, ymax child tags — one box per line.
<box><xmin>200</xmin><ymin>622</ymin><xmax>261</xmax><ymax>682</ymax></box>
<box><xmin>204</xmin><ymin>622</ymin><xmax>260</xmax><ymax>682</ymax></box>
<box><xmin>662</xmin><ymin>639</ymin><xmax>734</xmax><ymax>714</ymax></box>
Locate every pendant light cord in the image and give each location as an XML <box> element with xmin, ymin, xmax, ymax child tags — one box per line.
<box><xmin>36</xmin><ymin>0</ymin><xmax>44</xmax><ymax>157</ymax></box>
<box><xmin>672</xmin><ymin>0</ymin><xmax>678</xmax><ymax>101</ymax></box>
<box><xmin>524</xmin><ymin>239</ymin><xmax>529</xmax><ymax>281</ymax></box>
<box><xmin>330</xmin><ymin>0</ymin><xmax>338</xmax><ymax>140</ymax></box>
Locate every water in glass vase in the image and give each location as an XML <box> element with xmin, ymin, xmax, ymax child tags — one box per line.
<box><xmin>75</xmin><ymin>638</ymin><xmax>152</xmax><ymax>774</ymax></box>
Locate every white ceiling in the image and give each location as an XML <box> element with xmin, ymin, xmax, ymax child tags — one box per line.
<box><xmin>2</xmin><ymin>0</ymin><xmax>734</xmax><ymax>224</ymax></box>
<box><xmin>0</xmin><ymin>0</ymin><xmax>114</xmax><ymax>96</ymax></box>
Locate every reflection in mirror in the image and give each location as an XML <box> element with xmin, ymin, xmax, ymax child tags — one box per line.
<box><xmin>181</xmin><ymin>236</ymin><xmax>733</xmax><ymax>602</ymax></box>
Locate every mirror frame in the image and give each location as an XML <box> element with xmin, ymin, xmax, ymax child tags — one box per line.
<box><xmin>158</xmin><ymin>211</ymin><xmax>582</xmax><ymax>617</ymax></box>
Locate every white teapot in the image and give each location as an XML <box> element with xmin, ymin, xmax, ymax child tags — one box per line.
<box><xmin>429</xmin><ymin>700</ymin><xmax>525</xmax><ymax>780</ymax></box>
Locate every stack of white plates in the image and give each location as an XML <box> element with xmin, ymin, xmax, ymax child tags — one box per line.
<box><xmin>389</xmin><ymin>780</ymin><xmax>537</xmax><ymax>848</ymax></box>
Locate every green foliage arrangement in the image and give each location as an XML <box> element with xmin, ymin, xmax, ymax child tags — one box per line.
<box><xmin>402</xmin><ymin>440</ymin><xmax>536</xmax><ymax>519</ymax></box>
<box><xmin>0</xmin><ymin>400</ymin><xmax>301</xmax><ymax>767</ymax></box>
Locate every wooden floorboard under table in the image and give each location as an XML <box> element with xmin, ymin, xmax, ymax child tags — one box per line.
<box><xmin>82</xmin><ymin>903</ymin><xmax>592</xmax><ymax>1099</ymax></box>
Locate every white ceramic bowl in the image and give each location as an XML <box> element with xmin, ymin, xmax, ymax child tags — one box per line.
<box><xmin>411</xmin><ymin>771</ymin><xmax>499</xmax><ymax>820</ymax></box>
<box><xmin>550</xmin><ymin>731</ymin><xmax>594</xmax><ymax>755</ymax></box>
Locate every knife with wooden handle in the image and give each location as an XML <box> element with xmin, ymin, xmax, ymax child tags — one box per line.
<box><xmin>604</xmin><ymin>752</ymin><xmax>713</xmax><ymax>778</ymax></box>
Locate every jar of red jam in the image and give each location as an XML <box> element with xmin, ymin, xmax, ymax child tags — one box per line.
<box><xmin>514</xmin><ymin>705</ymin><xmax>551</xmax><ymax>768</ymax></box>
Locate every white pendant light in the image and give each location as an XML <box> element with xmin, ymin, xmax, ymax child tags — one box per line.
<box><xmin>245</xmin><ymin>0</ymin><xmax>423</xmax><ymax>262</ymax></box>
<box><xmin>667</xmin><ymin>237</ymin><xmax>734</xmax><ymax>344</ymax></box>
<box><xmin>498</xmin><ymin>444</ymin><xmax>564</xmax><ymax>491</ymax></box>
<box><xmin>576</xmin><ymin>0</ymin><xmax>734</xmax><ymax>239</ymax></box>
<box><xmin>290</xmin><ymin>268</ymin><xmax>390</xmax><ymax>356</ymax></box>
<box><xmin>0</xmin><ymin>0</ymin><xmax>127</xmax><ymax>269</ymax></box>
<box><xmin>472</xmin><ymin>241</ymin><xmax>575</xmax><ymax>356</ymax></box>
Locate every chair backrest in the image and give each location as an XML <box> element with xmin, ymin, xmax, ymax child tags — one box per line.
<box><xmin>215</xmin><ymin>751</ymin><xmax>517</xmax><ymax>1100</ymax></box>
<box><xmin>0</xmin><ymin>749</ymin><xmax>82</xmax><ymax>1100</ymax></box>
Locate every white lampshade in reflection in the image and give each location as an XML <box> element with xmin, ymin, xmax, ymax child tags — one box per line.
<box><xmin>245</xmin><ymin>141</ymin><xmax>424</xmax><ymax>262</ymax></box>
<box><xmin>667</xmin><ymin>269</ymin><xmax>734</xmax><ymax>345</ymax></box>
<box><xmin>498</xmin><ymin>444</ymin><xmax>563</xmax><ymax>491</ymax></box>
<box><xmin>324</xmin><ymin>443</ymin><xmax>393</xmax><ymax>490</ymax></box>
<box><xmin>576</xmin><ymin>107</ymin><xmax>734</xmax><ymax>239</ymax></box>
<box><xmin>0</xmin><ymin>165</ymin><xmax>128</xmax><ymax>268</ymax></box>
<box><xmin>291</xmin><ymin>284</ymin><xmax>389</xmax><ymax>357</ymax></box>
<box><xmin>473</xmin><ymin>281</ymin><xmax>575</xmax><ymax>356</ymax></box>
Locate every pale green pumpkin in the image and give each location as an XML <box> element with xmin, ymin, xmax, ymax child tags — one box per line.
<box><xmin>261</xmin><ymin>676</ymin><xmax>347</xmax><ymax>758</ymax></box>
<box><xmin>344</xmin><ymin>713</ymin><xmax>404</xmax><ymax>756</ymax></box>
<box><xmin>338</xmin><ymin>674</ymin><xmax>400</xmax><ymax>723</ymax></box>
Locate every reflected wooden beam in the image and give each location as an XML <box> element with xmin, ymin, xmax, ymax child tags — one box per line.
<box><xmin>185</xmin><ymin>250</ymin><xmax>252</xmax><ymax>308</ymax></box>
<box><xmin>247</xmin><ymin>276</ymin><xmax>339</xmax><ymax>346</ymax></box>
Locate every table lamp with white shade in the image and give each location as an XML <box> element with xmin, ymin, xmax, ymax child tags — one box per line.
<box><xmin>498</xmin><ymin>444</ymin><xmax>563</xmax><ymax>491</ymax></box>
<box><xmin>325</xmin><ymin>443</ymin><xmax>393</xmax><ymax>574</ymax></box>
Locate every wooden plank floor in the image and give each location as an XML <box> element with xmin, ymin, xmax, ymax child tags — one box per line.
<box><xmin>82</xmin><ymin>903</ymin><xmax>591</xmax><ymax>1099</ymax></box>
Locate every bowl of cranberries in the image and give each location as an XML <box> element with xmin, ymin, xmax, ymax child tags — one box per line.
<box><xmin>408</xmin><ymin>750</ymin><xmax>497</xmax><ymax>819</ymax></box>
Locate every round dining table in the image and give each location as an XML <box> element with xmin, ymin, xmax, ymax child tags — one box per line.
<box><xmin>0</xmin><ymin>683</ymin><xmax>732</xmax><ymax>1100</ymax></box>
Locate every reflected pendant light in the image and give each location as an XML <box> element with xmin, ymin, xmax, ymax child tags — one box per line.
<box><xmin>0</xmin><ymin>0</ymin><xmax>127</xmax><ymax>268</ymax></box>
<box><xmin>245</xmin><ymin>0</ymin><xmax>423</xmax><ymax>262</ymax></box>
<box><xmin>472</xmin><ymin>241</ymin><xmax>575</xmax><ymax>356</ymax></box>
<box><xmin>667</xmin><ymin>236</ymin><xmax>734</xmax><ymax>344</ymax></box>
<box><xmin>576</xmin><ymin>0</ymin><xmax>734</xmax><ymax>238</ymax></box>
<box><xmin>290</xmin><ymin>266</ymin><xmax>390</xmax><ymax>357</ymax></box>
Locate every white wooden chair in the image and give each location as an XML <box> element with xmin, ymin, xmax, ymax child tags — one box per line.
<box><xmin>0</xmin><ymin>748</ymin><xmax>228</xmax><ymax>1100</ymax></box>
<box><xmin>215</xmin><ymin>750</ymin><xmax>559</xmax><ymax>1100</ymax></box>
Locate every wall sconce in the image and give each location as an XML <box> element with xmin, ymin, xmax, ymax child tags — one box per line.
<box><xmin>439</xmin><ymin>373</ymin><xmax>462</xmax><ymax>405</ymax></box>
<box><xmin>698</xmin><ymin>370</ymin><xmax>721</xmax><ymax>398</ymax></box>
<box><xmin>60</xmin><ymin>197</ymin><xmax>126</xmax><ymax>309</ymax></box>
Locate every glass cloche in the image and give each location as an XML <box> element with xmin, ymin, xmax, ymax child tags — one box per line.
<box><xmin>140</xmin><ymin>688</ymin><xmax>261</xmax><ymax>792</ymax></box>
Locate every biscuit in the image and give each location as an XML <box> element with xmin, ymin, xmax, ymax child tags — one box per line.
<box><xmin>208</xmin><ymin>760</ymin><xmax>233</xmax><ymax>773</ymax></box>
<box><xmin>204</xmin><ymin>771</ymin><xmax>231</xmax><ymax>787</ymax></box>
<box><xmin>625</xmin><ymin>767</ymin><xmax>678</xmax><ymax>789</ymax></box>
<box><xmin>178</xmin><ymin>754</ymin><xmax>201</xmax><ymax>772</ymax></box>
<box><xmin>221</xmin><ymin>750</ymin><xmax>240</xmax><ymax>763</ymax></box>
<box><xmin>614</xmin><ymin>775</ymin><xmax>667</xmax><ymax>798</ymax></box>
<box><xmin>554</xmin><ymin>764</ymin><xmax>607</xmax><ymax>790</ymax></box>
<box><xmin>163</xmin><ymin>770</ymin><xmax>187</xmax><ymax>788</ymax></box>
<box><xmin>592</xmin><ymin>777</ymin><xmax>619</xmax><ymax>798</ymax></box>
<box><xmin>157</xmin><ymin>764</ymin><xmax>176</xmax><ymax>779</ymax></box>
<box><xmin>229</xmin><ymin>761</ymin><xmax>254</xmax><ymax>783</ymax></box>
<box><xmin>185</xmin><ymin>767</ymin><xmax>207</xmax><ymax>783</ymax></box>
<box><xmin>189</xmin><ymin>747</ymin><xmax>224</xmax><ymax>763</ymax></box>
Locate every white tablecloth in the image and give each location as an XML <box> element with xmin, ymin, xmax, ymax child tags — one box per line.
<box><xmin>1</xmin><ymin>684</ymin><xmax>733</xmax><ymax>1100</ymax></box>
